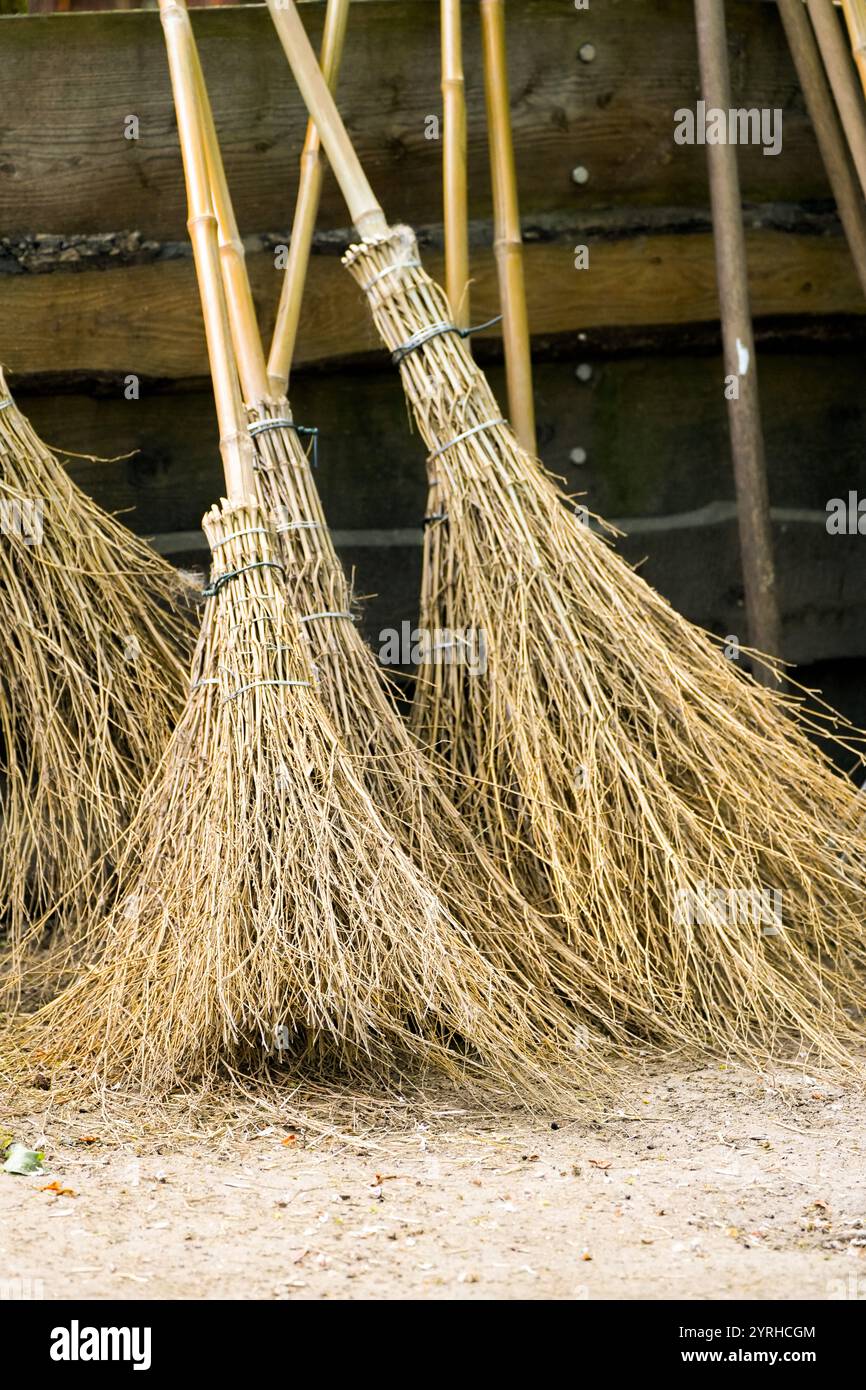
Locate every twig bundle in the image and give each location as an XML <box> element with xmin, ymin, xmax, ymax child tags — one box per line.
<box><xmin>0</xmin><ymin>378</ymin><xmax>194</xmax><ymax>978</ymax></box>
<box><xmin>189</xmin><ymin>7</ymin><xmax>628</xmax><ymax>1065</ymax></box>
<box><xmin>36</xmin><ymin>497</ymin><xmax>575</xmax><ymax>1092</ymax></box>
<box><xmin>23</xmin><ymin>0</ymin><xmax>604</xmax><ymax>1098</ymax></box>
<box><xmin>270</xmin><ymin>0</ymin><xmax>866</xmax><ymax>1060</ymax></box>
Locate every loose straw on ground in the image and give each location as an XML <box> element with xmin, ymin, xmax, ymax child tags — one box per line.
<box><xmin>694</xmin><ymin>0</ymin><xmax>780</xmax><ymax>680</ymax></box>
<box><xmin>267</xmin><ymin>0</ymin><xmax>866</xmax><ymax>1064</ymax></box>
<box><xmin>21</xmin><ymin>0</ymin><xmax>604</xmax><ymax>1100</ymax></box>
<box><xmin>0</xmin><ymin>389</ymin><xmax>195</xmax><ymax>992</ymax></box>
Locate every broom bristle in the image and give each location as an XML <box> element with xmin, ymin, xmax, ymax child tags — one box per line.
<box><xmin>0</xmin><ymin>374</ymin><xmax>196</xmax><ymax>983</ymax></box>
<box><xmin>339</xmin><ymin>226</ymin><xmax>866</xmax><ymax>1062</ymax></box>
<box><xmin>25</xmin><ymin>498</ymin><xmax>591</xmax><ymax>1096</ymax></box>
<box><xmin>247</xmin><ymin>401</ymin><xmax>653</xmax><ymax>1061</ymax></box>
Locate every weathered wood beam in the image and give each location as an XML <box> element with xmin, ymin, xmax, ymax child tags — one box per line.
<box><xmin>0</xmin><ymin>0</ymin><xmax>846</xmax><ymax>242</ymax></box>
<box><xmin>0</xmin><ymin>225</ymin><xmax>862</xmax><ymax>378</ymax></box>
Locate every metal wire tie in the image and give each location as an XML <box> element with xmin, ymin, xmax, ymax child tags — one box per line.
<box><xmin>202</xmin><ymin>558</ymin><xmax>285</xmax><ymax>598</ymax></box>
<box><xmin>361</xmin><ymin>258</ymin><xmax>422</xmax><ymax>293</ymax></box>
<box><xmin>298</xmin><ymin>610</ymin><xmax>355</xmax><ymax>624</ymax></box>
<box><xmin>391</xmin><ymin>314</ymin><xmax>503</xmax><ymax>365</ymax></box>
<box><xmin>428</xmin><ymin>417</ymin><xmax>506</xmax><ymax>462</ymax></box>
<box><xmin>209</xmin><ymin>526</ymin><xmax>271</xmax><ymax>550</ymax></box>
<box><xmin>275</xmin><ymin>519</ymin><xmax>324</xmax><ymax>534</ymax></box>
<box><xmin>224</xmin><ymin>678</ymin><xmax>314</xmax><ymax>701</ymax></box>
<box><xmin>249</xmin><ymin>416</ymin><xmax>319</xmax><ymax>469</ymax></box>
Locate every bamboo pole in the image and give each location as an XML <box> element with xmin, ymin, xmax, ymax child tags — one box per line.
<box><xmin>441</xmin><ymin>0</ymin><xmax>470</xmax><ymax>330</ymax></box>
<box><xmin>840</xmin><ymin>0</ymin><xmax>866</xmax><ymax>95</ymax></box>
<box><xmin>479</xmin><ymin>0</ymin><xmax>536</xmax><ymax>455</ymax></box>
<box><xmin>776</xmin><ymin>0</ymin><xmax>866</xmax><ymax>299</ymax></box>
<box><xmin>267</xmin><ymin>0</ymin><xmax>350</xmax><ymax>394</ymax></box>
<box><xmin>159</xmin><ymin>0</ymin><xmax>254</xmax><ymax>501</ymax></box>
<box><xmin>266</xmin><ymin>0</ymin><xmax>387</xmax><ymax>239</ymax></box>
<box><xmin>807</xmin><ymin>0</ymin><xmax>866</xmax><ymax>197</ymax></box>
<box><xmin>192</xmin><ymin>45</ymin><xmax>271</xmax><ymax>405</ymax></box>
<box><xmin>694</xmin><ymin>0</ymin><xmax>780</xmax><ymax>678</ymax></box>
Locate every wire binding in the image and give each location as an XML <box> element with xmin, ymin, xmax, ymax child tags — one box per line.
<box><xmin>209</xmin><ymin>526</ymin><xmax>271</xmax><ymax>551</ymax></box>
<box><xmin>428</xmin><ymin>418</ymin><xmax>507</xmax><ymax>462</ymax></box>
<box><xmin>361</xmin><ymin>258</ymin><xmax>422</xmax><ymax>293</ymax></box>
<box><xmin>249</xmin><ymin>416</ymin><xmax>319</xmax><ymax>469</ymax></box>
<box><xmin>224</xmin><ymin>678</ymin><xmax>314</xmax><ymax>701</ymax></box>
<box><xmin>298</xmin><ymin>611</ymin><xmax>355</xmax><ymax>624</ymax></box>
<box><xmin>391</xmin><ymin>314</ymin><xmax>503</xmax><ymax>365</ymax></box>
<box><xmin>202</xmin><ymin>559</ymin><xmax>285</xmax><ymax>598</ymax></box>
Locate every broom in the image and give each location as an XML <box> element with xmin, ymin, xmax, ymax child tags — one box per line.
<box><xmin>190</xmin><ymin>0</ymin><xmax>633</xmax><ymax>1060</ymax></box>
<box><xmin>24</xmin><ymin>0</ymin><xmax>595</xmax><ymax>1097</ymax></box>
<box><xmin>268</xmin><ymin>0</ymin><xmax>866</xmax><ymax>1061</ymax></box>
<box><xmin>0</xmin><ymin>386</ymin><xmax>195</xmax><ymax>981</ymax></box>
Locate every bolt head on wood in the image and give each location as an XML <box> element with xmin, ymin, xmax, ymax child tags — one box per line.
<box><xmin>571</xmin><ymin>165</ymin><xmax>589</xmax><ymax>185</ymax></box>
<box><xmin>578</xmin><ymin>43</ymin><xmax>596</xmax><ymax>63</ymax></box>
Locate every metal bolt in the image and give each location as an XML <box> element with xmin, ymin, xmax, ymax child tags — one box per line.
<box><xmin>578</xmin><ymin>42</ymin><xmax>596</xmax><ymax>63</ymax></box>
<box><xmin>569</xmin><ymin>447</ymin><xmax>588</xmax><ymax>466</ymax></box>
<box><xmin>575</xmin><ymin>363</ymin><xmax>592</xmax><ymax>382</ymax></box>
<box><xmin>571</xmin><ymin>165</ymin><xmax>589</xmax><ymax>186</ymax></box>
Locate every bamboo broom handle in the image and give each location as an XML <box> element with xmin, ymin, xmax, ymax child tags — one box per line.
<box><xmin>776</xmin><ymin>0</ymin><xmax>866</xmax><ymax>299</ymax></box>
<box><xmin>840</xmin><ymin>0</ymin><xmax>866</xmax><ymax>94</ymax></box>
<box><xmin>268</xmin><ymin>0</ymin><xmax>350</xmax><ymax>395</ymax></box>
<box><xmin>479</xmin><ymin>0</ymin><xmax>536</xmax><ymax>456</ymax></box>
<box><xmin>266</xmin><ymin>0</ymin><xmax>387</xmax><ymax>238</ymax></box>
<box><xmin>191</xmin><ymin>45</ymin><xmax>271</xmax><ymax>406</ymax></box>
<box><xmin>694</xmin><ymin>0</ymin><xmax>780</xmax><ymax>677</ymax></box>
<box><xmin>807</xmin><ymin>0</ymin><xmax>866</xmax><ymax>197</ymax></box>
<box><xmin>159</xmin><ymin>0</ymin><xmax>254</xmax><ymax>502</ymax></box>
<box><xmin>441</xmin><ymin>0</ymin><xmax>470</xmax><ymax>330</ymax></box>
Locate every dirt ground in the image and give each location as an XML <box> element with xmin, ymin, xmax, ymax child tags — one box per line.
<box><xmin>3</xmin><ymin>1058</ymin><xmax>865</xmax><ymax>1301</ymax></box>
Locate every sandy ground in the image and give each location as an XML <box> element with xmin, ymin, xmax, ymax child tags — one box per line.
<box><xmin>2</xmin><ymin>1059</ymin><xmax>865</xmax><ymax>1301</ymax></box>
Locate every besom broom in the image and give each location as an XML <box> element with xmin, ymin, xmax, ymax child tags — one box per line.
<box><xmin>187</xmin><ymin>0</ymin><xmax>632</xmax><ymax>1062</ymax></box>
<box><xmin>268</xmin><ymin>0</ymin><xmax>866</xmax><ymax>1060</ymax></box>
<box><xmin>21</xmin><ymin>0</ymin><xmax>601</xmax><ymax>1096</ymax></box>
<box><xmin>0</xmin><ymin>384</ymin><xmax>195</xmax><ymax>984</ymax></box>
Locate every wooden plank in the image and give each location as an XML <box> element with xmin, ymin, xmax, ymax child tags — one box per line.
<box><xmin>0</xmin><ymin>0</ymin><xmax>843</xmax><ymax>241</ymax></box>
<box><xmin>1</xmin><ymin>226</ymin><xmax>863</xmax><ymax>379</ymax></box>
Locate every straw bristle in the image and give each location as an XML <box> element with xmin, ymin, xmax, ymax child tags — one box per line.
<box><xmin>26</xmin><ymin>498</ymin><xmax>587</xmax><ymax>1095</ymax></box>
<box><xmin>247</xmin><ymin>403</ymin><xmax>647</xmax><ymax>1066</ymax></box>
<box><xmin>0</xmin><ymin>375</ymin><xmax>196</xmax><ymax>982</ymax></box>
<box><xmin>340</xmin><ymin>226</ymin><xmax>866</xmax><ymax>1062</ymax></box>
